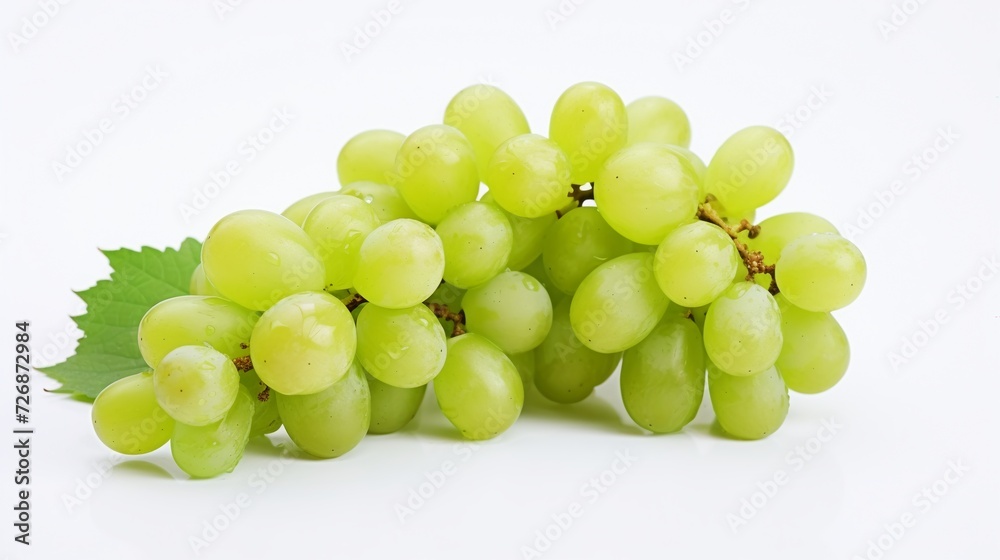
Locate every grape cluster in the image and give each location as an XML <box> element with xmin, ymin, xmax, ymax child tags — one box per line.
<box><xmin>90</xmin><ymin>82</ymin><xmax>866</xmax><ymax>477</ymax></box>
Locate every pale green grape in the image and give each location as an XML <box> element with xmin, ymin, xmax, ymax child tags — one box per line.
<box><xmin>570</xmin><ymin>252</ymin><xmax>669</xmax><ymax>353</ymax></box>
<box><xmin>337</xmin><ymin>129</ymin><xmax>405</xmax><ymax>186</ymax></box>
<box><xmin>392</xmin><ymin>125</ymin><xmax>479</xmax><ymax>225</ymax></box>
<box><xmin>542</xmin><ymin>207</ymin><xmax>634</xmax><ymax>294</ymax></box>
<box><xmin>202</xmin><ymin>210</ymin><xmax>326</xmax><ymax>311</ymax></box>
<box><xmin>704</xmin><ymin>126</ymin><xmax>794</xmax><ymax>214</ymax></box>
<box><xmin>276</xmin><ymin>361</ymin><xmax>370</xmax><ymax>458</ymax></box>
<box><xmin>508</xmin><ymin>351</ymin><xmax>536</xmax><ymax>388</ymax></box>
<box><xmin>138</xmin><ymin>295</ymin><xmax>258</xmax><ymax>368</ymax></box>
<box><xmin>356</xmin><ymin>303</ymin><xmax>447</xmax><ymax>388</ymax></box>
<box><xmin>436</xmin><ymin>201</ymin><xmax>513</xmax><ymax>289</ymax></box>
<box><xmin>340</xmin><ymin>181</ymin><xmax>418</xmax><ymax>222</ymax></box>
<box><xmin>626</xmin><ymin>96</ymin><xmax>691</xmax><ymax>148</ymax></box>
<box><xmin>621</xmin><ymin>316</ymin><xmax>705</xmax><ymax>432</ymax></box>
<box><xmin>367</xmin><ymin>373</ymin><xmax>426</xmax><ymax>434</ymax></box>
<box><xmin>281</xmin><ymin>192</ymin><xmax>337</xmax><ymax>226</ymax></box>
<box><xmin>189</xmin><ymin>263</ymin><xmax>222</xmax><ymax>297</ymax></box>
<box><xmin>301</xmin><ymin>194</ymin><xmax>381</xmax><ymax>291</ymax></box>
<box><xmin>444</xmin><ymin>85</ymin><xmax>531</xmax><ymax>177</ymax></box>
<box><xmin>775</xmin><ymin>295</ymin><xmax>850</xmax><ymax>394</ymax></box>
<box><xmin>484</xmin><ymin>134</ymin><xmax>572</xmax><ymax>218</ymax></box>
<box><xmin>704</xmin><ymin>198</ymin><xmax>755</xmax><ymax>226</ymax></box>
<box><xmin>549</xmin><ymin>82</ymin><xmax>628</xmax><ymax>184</ymax></box>
<box><xmin>153</xmin><ymin>345</ymin><xmax>241</xmax><ymax>426</ymax></box>
<box><xmin>534</xmin><ymin>298</ymin><xmax>621</xmax><ymax>404</ymax></box>
<box><xmin>594</xmin><ymin>143</ymin><xmax>700</xmax><ymax>245</ymax></box>
<box><xmin>748</xmin><ymin>212</ymin><xmax>838</xmax><ymax>262</ymax></box>
<box><xmin>171</xmin><ymin>386</ymin><xmax>253</xmax><ymax>478</ymax></box>
<box><xmin>481</xmin><ymin>191</ymin><xmax>555</xmax><ymax>270</ymax></box>
<box><xmin>776</xmin><ymin>233</ymin><xmax>866</xmax><ymax>312</ymax></box>
<box><xmin>654</xmin><ymin>221</ymin><xmax>739</xmax><ymax>307</ymax></box>
<box><xmin>239</xmin><ymin>370</ymin><xmax>281</xmax><ymax>437</ymax></box>
<box><xmin>434</xmin><ymin>333</ymin><xmax>523</xmax><ymax>440</ymax></box>
<box><xmin>462</xmin><ymin>271</ymin><xmax>553</xmax><ymax>353</ymax></box>
<box><xmin>708</xmin><ymin>363</ymin><xmax>788</xmax><ymax>440</ymax></box>
<box><xmin>353</xmin><ymin>219</ymin><xmax>445</xmax><ymax>308</ymax></box>
<box><xmin>425</xmin><ymin>282</ymin><xmax>466</xmax><ymax>333</ymax></box>
<box><xmin>250</xmin><ymin>291</ymin><xmax>356</xmax><ymax>395</ymax></box>
<box><xmin>522</xmin><ymin>256</ymin><xmax>565</xmax><ymax>306</ymax></box>
<box><xmin>663</xmin><ymin>145</ymin><xmax>706</xmax><ymax>187</ymax></box>
<box><xmin>703</xmin><ymin>283</ymin><xmax>783</xmax><ymax>376</ymax></box>
<box><xmin>92</xmin><ymin>371</ymin><xmax>174</xmax><ymax>454</ymax></box>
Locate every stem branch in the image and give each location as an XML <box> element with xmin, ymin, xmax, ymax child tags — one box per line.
<box><xmin>696</xmin><ymin>201</ymin><xmax>779</xmax><ymax>294</ymax></box>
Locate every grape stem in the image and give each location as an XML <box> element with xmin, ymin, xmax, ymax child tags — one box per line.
<box><xmin>337</xmin><ymin>292</ymin><xmax>467</xmax><ymax>337</ymax></box>
<box><xmin>341</xmin><ymin>292</ymin><xmax>366</xmax><ymax>312</ymax></box>
<box><xmin>696</xmin><ymin>200</ymin><xmax>780</xmax><ymax>295</ymax></box>
<box><xmin>557</xmin><ymin>183</ymin><xmax>595</xmax><ymax>217</ymax></box>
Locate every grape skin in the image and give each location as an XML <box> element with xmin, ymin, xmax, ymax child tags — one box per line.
<box><xmin>776</xmin><ymin>233</ymin><xmax>866</xmax><ymax>312</ymax></box>
<box><xmin>436</xmin><ymin>201</ymin><xmax>513</xmax><ymax>289</ymax></box>
<box><xmin>92</xmin><ymin>371</ymin><xmax>174</xmax><ymax>455</ymax></box>
<box><xmin>353</xmin><ymin>219</ymin><xmax>445</xmax><ymax>309</ymax></box>
<box><xmin>703</xmin><ymin>283</ymin><xmax>783</xmax><ymax>377</ymax></box>
<box><xmin>153</xmin><ymin>345</ymin><xmax>240</xmax><ymax>426</ymax></box>
<box><xmin>708</xmin><ymin>363</ymin><xmax>789</xmax><ymax>440</ymax></box>
<box><xmin>654</xmin><ymin>221</ymin><xmax>739</xmax><ymax>308</ymax></box>
<box><xmin>444</xmin><ymin>85</ymin><xmax>530</xmax><ymax>178</ymax></box>
<box><xmin>462</xmin><ymin>271</ymin><xmax>554</xmax><ymax>354</ymax></box>
<box><xmin>302</xmin><ymin>194</ymin><xmax>381</xmax><ymax>291</ymax></box>
<box><xmin>625</xmin><ymin>96</ymin><xmax>691</xmax><ymax>148</ymax></box>
<box><xmin>138</xmin><ymin>295</ymin><xmax>258</xmax><ymax>368</ymax></box>
<box><xmin>549</xmin><ymin>81</ymin><xmax>628</xmax><ymax>184</ymax></box>
<box><xmin>704</xmin><ymin>125</ymin><xmax>794</xmax><ymax>215</ymax></box>
<box><xmin>171</xmin><ymin>386</ymin><xmax>254</xmax><ymax>478</ymax></box>
<box><xmin>484</xmin><ymin>133</ymin><xmax>573</xmax><ymax>219</ymax></box>
<box><xmin>276</xmin><ymin>361</ymin><xmax>371</xmax><ymax>458</ymax></box>
<box><xmin>337</xmin><ymin>129</ymin><xmax>405</xmax><ymax>186</ymax></box>
<box><xmin>367</xmin><ymin>373</ymin><xmax>426</xmax><ymax>435</ymax></box>
<box><xmin>542</xmin><ymin>207</ymin><xmax>634</xmax><ymax>295</ymax></box>
<box><xmin>775</xmin><ymin>295</ymin><xmax>850</xmax><ymax>394</ymax></box>
<box><xmin>393</xmin><ymin>125</ymin><xmax>479</xmax><ymax>225</ymax></box>
<box><xmin>356</xmin><ymin>303</ymin><xmax>447</xmax><ymax>388</ymax></box>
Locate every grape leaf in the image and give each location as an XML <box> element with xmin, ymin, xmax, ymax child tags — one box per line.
<box><xmin>39</xmin><ymin>238</ymin><xmax>202</xmax><ymax>399</ymax></box>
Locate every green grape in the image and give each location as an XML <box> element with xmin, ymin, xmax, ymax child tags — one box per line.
<box><xmin>276</xmin><ymin>361</ymin><xmax>370</xmax><ymax>458</ymax></box>
<box><xmin>436</xmin><ymin>201</ymin><xmax>513</xmax><ymax>289</ymax></box>
<box><xmin>484</xmin><ymin>134</ymin><xmax>572</xmax><ymax>218</ymax></box>
<box><xmin>138</xmin><ymin>295</ymin><xmax>258</xmax><ymax>368</ymax></box>
<box><xmin>356</xmin><ymin>303</ymin><xmax>448</xmax><ymax>388</ymax></box>
<box><xmin>301</xmin><ymin>194</ymin><xmax>382</xmax><ymax>291</ymax></box>
<box><xmin>444</xmin><ymin>84</ymin><xmax>531</xmax><ymax>177</ymax></box>
<box><xmin>250</xmin><ymin>291</ymin><xmax>356</xmax><ymax>395</ymax></box>
<box><xmin>392</xmin><ymin>125</ymin><xmax>478</xmax><ymax>225</ymax></box>
<box><xmin>367</xmin><ymin>373</ymin><xmax>426</xmax><ymax>434</ymax></box>
<box><xmin>663</xmin><ymin>145</ymin><xmax>706</xmax><ymax>187</ymax></box>
<box><xmin>153</xmin><ymin>345</ymin><xmax>241</xmax><ymax>426</ymax></box>
<box><xmin>690</xmin><ymin>304</ymin><xmax>709</xmax><ymax>331</ymax></box>
<box><xmin>534</xmin><ymin>298</ymin><xmax>621</xmax><ymax>404</ymax></box>
<box><xmin>462</xmin><ymin>271</ymin><xmax>553</xmax><ymax>354</ymax></box>
<box><xmin>776</xmin><ymin>233</ymin><xmax>866</xmax><ymax>312</ymax></box>
<box><xmin>549</xmin><ymin>82</ymin><xmax>628</xmax><ymax>184</ymax></box>
<box><xmin>189</xmin><ymin>263</ymin><xmax>222</xmax><ymax>297</ymax></box>
<box><xmin>708</xmin><ymin>363</ymin><xmax>788</xmax><ymax>440</ymax></box>
<box><xmin>594</xmin><ymin>143</ymin><xmax>700</xmax><ymax>245</ymax></box>
<box><xmin>703</xmin><ymin>283</ymin><xmax>783</xmax><ymax>376</ymax></box>
<box><xmin>354</xmin><ymin>219</ymin><xmax>445</xmax><ymax>309</ymax></box>
<box><xmin>569</xmin><ymin>252</ymin><xmax>669</xmax><ymax>354</ymax></box>
<box><xmin>704</xmin><ymin>126</ymin><xmax>794</xmax><ymax>215</ymax></box>
<box><xmin>92</xmin><ymin>371</ymin><xmax>174</xmax><ymax>455</ymax></box>
<box><xmin>626</xmin><ymin>96</ymin><xmax>691</xmax><ymax>148</ymax></box>
<box><xmin>481</xmin><ymin>191</ymin><xmax>555</xmax><ymax>270</ymax></box>
<box><xmin>425</xmin><ymin>282</ymin><xmax>466</xmax><ymax>333</ymax></box>
<box><xmin>704</xmin><ymin>198</ymin><xmax>755</xmax><ymax>226</ymax></box>
<box><xmin>522</xmin><ymin>256</ymin><xmax>565</xmax><ymax>306</ymax></box>
<box><xmin>775</xmin><ymin>295</ymin><xmax>850</xmax><ymax>394</ymax></box>
<box><xmin>281</xmin><ymin>192</ymin><xmax>337</xmax><ymax>226</ymax></box>
<box><xmin>171</xmin><ymin>386</ymin><xmax>253</xmax><ymax>478</ymax></box>
<box><xmin>508</xmin><ymin>351</ymin><xmax>536</xmax><ymax>388</ymax></box>
<box><xmin>621</xmin><ymin>316</ymin><xmax>705</xmax><ymax>432</ymax></box>
<box><xmin>239</xmin><ymin>370</ymin><xmax>281</xmax><ymax>437</ymax></box>
<box><xmin>542</xmin><ymin>207</ymin><xmax>634</xmax><ymax>294</ymax></box>
<box><xmin>337</xmin><ymin>129</ymin><xmax>405</xmax><ymax>186</ymax></box>
<box><xmin>747</xmin><ymin>212</ymin><xmax>838</xmax><ymax>262</ymax></box>
<box><xmin>202</xmin><ymin>210</ymin><xmax>326</xmax><ymax>311</ymax></box>
<box><xmin>434</xmin><ymin>333</ymin><xmax>523</xmax><ymax>440</ymax></box>
<box><xmin>340</xmin><ymin>181</ymin><xmax>418</xmax><ymax>222</ymax></box>
<box><xmin>654</xmin><ymin>221</ymin><xmax>739</xmax><ymax>307</ymax></box>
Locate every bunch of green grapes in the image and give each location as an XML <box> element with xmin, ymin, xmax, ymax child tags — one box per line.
<box><xmin>89</xmin><ymin>81</ymin><xmax>867</xmax><ymax>478</ymax></box>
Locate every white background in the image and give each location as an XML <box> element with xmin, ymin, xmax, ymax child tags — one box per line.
<box><xmin>2</xmin><ymin>1</ymin><xmax>999</xmax><ymax>559</ymax></box>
